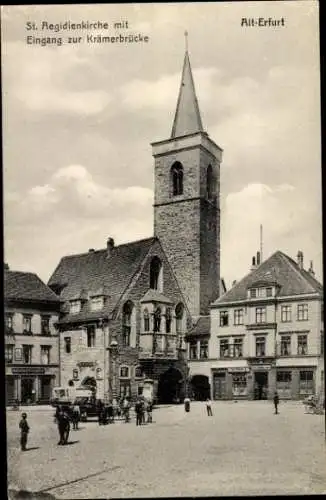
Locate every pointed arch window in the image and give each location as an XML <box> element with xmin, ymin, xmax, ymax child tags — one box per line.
<box><xmin>154</xmin><ymin>307</ymin><xmax>161</xmax><ymax>333</ymax></box>
<box><xmin>206</xmin><ymin>164</ymin><xmax>213</xmax><ymax>200</ymax></box>
<box><xmin>171</xmin><ymin>162</ymin><xmax>184</xmax><ymax>196</ymax></box>
<box><xmin>150</xmin><ymin>256</ymin><xmax>163</xmax><ymax>291</ymax></box>
<box><xmin>122</xmin><ymin>301</ymin><xmax>135</xmax><ymax>347</ymax></box>
<box><xmin>143</xmin><ymin>308</ymin><xmax>150</xmax><ymax>332</ymax></box>
<box><xmin>175</xmin><ymin>303</ymin><xmax>184</xmax><ymax>334</ymax></box>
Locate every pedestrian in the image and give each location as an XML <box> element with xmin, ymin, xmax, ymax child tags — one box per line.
<box><xmin>146</xmin><ymin>400</ymin><xmax>153</xmax><ymax>423</ymax></box>
<box><xmin>97</xmin><ymin>399</ymin><xmax>104</xmax><ymax>425</ymax></box>
<box><xmin>57</xmin><ymin>408</ymin><xmax>70</xmax><ymax>445</ymax></box>
<box><xmin>107</xmin><ymin>401</ymin><xmax>114</xmax><ymax>423</ymax></box>
<box><xmin>19</xmin><ymin>412</ymin><xmax>30</xmax><ymax>451</ymax></box>
<box><xmin>72</xmin><ymin>400</ymin><xmax>80</xmax><ymax>430</ymax></box>
<box><xmin>206</xmin><ymin>398</ymin><xmax>213</xmax><ymax>416</ymax></box>
<box><xmin>123</xmin><ymin>398</ymin><xmax>130</xmax><ymax>423</ymax></box>
<box><xmin>135</xmin><ymin>398</ymin><xmax>142</xmax><ymax>426</ymax></box>
<box><xmin>184</xmin><ymin>396</ymin><xmax>190</xmax><ymax>413</ymax></box>
<box><xmin>273</xmin><ymin>391</ymin><xmax>279</xmax><ymax>415</ymax></box>
<box><xmin>140</xmin><ymin>398</ymin><xmax>146</xmax><ymax>425</ymax></box>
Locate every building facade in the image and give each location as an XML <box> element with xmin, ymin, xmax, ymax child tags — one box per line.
<box><xmin>152</xmin><ymin>49</ymin><xmax>223</xmax><ymax>317</ymax></box>
<box><xmin>48</xmin><ymin>48</ymin><xmax>223</xmax><ymax>403</ymax></box>
<box><xmin>187</xmin><ymin>251</ymin><xmax>324</xmax><ymax>401</ymax></box>
<box><xmin>49</xmin><ymin>238</ymin><xmax>190</xmax><ymax>403</ymax></box>
<box><xmin>4</xmin><ymin>268</ymin><xmax>60</xmax><ymax>405</ymax></box>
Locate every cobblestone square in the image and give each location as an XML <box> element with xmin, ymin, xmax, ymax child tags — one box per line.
<box><xmin>7</xmin><ymin>401</ymin><xmax>326</xmax><ymax>498</ymax></box>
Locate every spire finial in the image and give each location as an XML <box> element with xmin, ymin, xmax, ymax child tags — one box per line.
<box><xmin>184</xmin><ymin>30</ymin><xmax>188</xmax><ymax>52</ymax></box>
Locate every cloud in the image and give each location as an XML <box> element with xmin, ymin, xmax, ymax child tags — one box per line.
<box><xmin>3</xmin><ymin>42</ymin><xmax>111</xmax><ymax>115</ymax></box>
<box><xmin>221</xmin><ymin>182</ymin><xmax>322</xmax><ymax>287</ymax></box>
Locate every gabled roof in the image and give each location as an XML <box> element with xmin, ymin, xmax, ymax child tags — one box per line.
<box><xmin>171</xmin><ymin>51</ymin><xmax>204</xmax><ymax>138</ymax></box>
<box><xmin>213</xmin><ymin>251</ymin><xmax>323</xmax><ymax>306</ymax></box>
<box><xmin>186</xmin><ymin>315</ymin><xmax>210</xmax><ymax>338</ymax></box>
<box><xmin>140</xmin><ymin>289</ymin><xmax>173</xmax><ymax>304</ymax></box>
<box><xmin>5</xmin><ymin>270</ymin><xmax>60</xmax><ymax>303</ymax></box>
<box><xmin>48</xmin><ymin>237</ymin><xmax>156</xmax><ymax>321</ymax></box>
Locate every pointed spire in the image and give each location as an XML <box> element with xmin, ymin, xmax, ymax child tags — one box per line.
<box><xmin>171</xmin><ymin>36</ymin><xmax>204</xmax><ymax>138</ymax></box>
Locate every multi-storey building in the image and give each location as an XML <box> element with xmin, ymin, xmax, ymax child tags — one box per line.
<box><xmin>4</xmin><ymin>266</ymin><xmax>60</xmax><ymax>404</ymax></box>
<box><xmin>187</xmin><ymin>251</ymin><xmax>323</xmax><ymax>400</ymax></box>
<box><xmin>48</xmin><ymin>47</ymin><xmax>223</xmax><ymax>403</ymax></box>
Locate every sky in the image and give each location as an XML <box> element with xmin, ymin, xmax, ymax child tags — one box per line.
<box><xmin>2</xmin><ymin>1</ymin><xmax>322</xmax><ymax>289</ymax></box>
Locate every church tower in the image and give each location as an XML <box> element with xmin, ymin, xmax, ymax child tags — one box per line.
<box><xmin>152</xmin><ymin>46</ymin><xmax>223</xmax><ymax>317</ymax></box>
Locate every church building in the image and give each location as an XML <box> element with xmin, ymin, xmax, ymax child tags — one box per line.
<box><xmin>48</xmin><ymin>47</ymin><xmax>223</xmax><ymax>403</ymax></box>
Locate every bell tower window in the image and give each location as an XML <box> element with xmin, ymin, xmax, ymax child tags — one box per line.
<box><xmin>171</xmin><ymin>162</ymin><xmax>183</xmax><ymax>196</ymax></box>
<box><xmin>206</xmin><ymin>164</ymin><xmax>213</xmax><ymax>199</ymax></box>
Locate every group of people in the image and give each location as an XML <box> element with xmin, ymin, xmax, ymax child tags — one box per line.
<box><xmin>134</xmin><ymin>397</ymin><xmax>153</xmax><ymax>425</ymax></box>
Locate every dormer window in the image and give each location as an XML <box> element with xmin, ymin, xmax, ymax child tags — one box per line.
<box><xmin>91</xmin><ymin>296</ymin><xmax>104</xmax><ymax>311</ymax></box>
<box><xmin>70</xmin><ymin>300</ymin><xmax>81</xmax><ymax>314</ymax></box>
<box><xmin>249</xmin><ymin>286</ymin><xmax>275</xmax><ymax>299</ymax></box>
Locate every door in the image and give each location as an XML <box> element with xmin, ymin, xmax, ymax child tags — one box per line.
<box><xmin>254</xmin><ymin>371</ymin><xmax>268</xmax><ymax>400</ymax></box>
<box><xmin>213</xmin><ymin>373</ymin><xmax>226</xmax><ymax>400</ymax></box>
<box><xmin>21</xmin><ymin>378</ymin><xmax>35</xmax><ymax>404</ymax></box>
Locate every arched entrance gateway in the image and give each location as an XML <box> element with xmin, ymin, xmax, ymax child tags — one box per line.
<box><xmin>157</xmin><ymin>368</ymin><xmax>183</xmax><ymax>404</ymax></box>
<box><xmin>190</xmin><ymin>375</ymin><xmax>211</xmax><ymax>401</ymax></box>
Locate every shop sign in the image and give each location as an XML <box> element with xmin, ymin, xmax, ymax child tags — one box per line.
<box><xmin>228</xmin><ymin>368</ymin><xmax>250</xmax><ymax>373</ymax></box>
<box><xmin>12</xmin><ymin>366</ymin><xmax>46</xmax><ymax>375</ymax></box>
<box><xmin>252</xmin><ymin>365</ymin><xmax>271</xmax><ymax>371</ymax></box>
<box><xmin>77</xmin><ymin>361</ymin><xmax>96</xmax><ymax>367</ymax></box>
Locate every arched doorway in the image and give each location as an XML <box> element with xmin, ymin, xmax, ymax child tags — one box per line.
<box><xmin>157</xmin><ymin>368</ymin><xmax>183</xmax><ymax>404</ymax></box>
<box><xmin>190</xmin><ymin>375</ymin><xmax>211</xmax><ymax>401</ymax></box>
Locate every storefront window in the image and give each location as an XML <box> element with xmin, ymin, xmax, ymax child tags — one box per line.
<box><xmin>276</xmin><ymin>370</ymin><xmax>292</xmax><ymax>397</ymax></box>
<box><xmin>189</xmin><ymin>340</ymin><xmax>198</xmax><ymax>360</ymax></box>
<box><xmin>220</xmin><ymin>339</ymin><xmax>229</xmax><ymax>358</ymax></box>
<box><xmin>299</xmin><ymin>370</ymin><xmax>314</xmax><ymax>395</ymax></box>
<box><xmin>232</xmin><ymin>373</ymin><xmax>247</xmax><ymax>397</ymax></box>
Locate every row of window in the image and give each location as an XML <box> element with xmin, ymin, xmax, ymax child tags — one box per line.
<box><xmin>189</xmin><ymin>339</ymin><xmax>209</xmax><ymax>360</ymax></box>
<box><xmin>219</xmin><ymin>304</ymin><xmax>309</xmax><ymax>327</ymax></box>
<box><xmin>219</xmin><ymin>334</ymin><xmax>308</xmax><ymax>358</ymax></box>
<box><xmin>5</xmin><ymin>344</ymin><xmax>52</xmax><ymax>364</ymax></box>
<box><xmin>5</xmin><ymin>314</ymin><xmax>51</xmax><ymax>335</ymax></box>
<box><xmin>249</xmin><ymin>287</ymin><xmax>274</xmax><ymax>298</ymax></box>
<box><xmin>170</xmin><ymin>162</ymin><xmax>214</xmax><ymax>199</ymax></box>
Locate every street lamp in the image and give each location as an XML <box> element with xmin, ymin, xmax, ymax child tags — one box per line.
<box><xmin>109</xmin><ymin>338</ymin><xmax>119</xmax><ymax>400</ymax></box>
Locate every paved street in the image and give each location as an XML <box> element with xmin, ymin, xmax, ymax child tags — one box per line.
<box><xmin>7</xmin><ymin>401</ymin><xmax>326</xmax><ymax>498</ymax></box>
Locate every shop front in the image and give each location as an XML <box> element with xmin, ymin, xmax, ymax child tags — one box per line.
<box><xmin>6</xmin><ymin>365</ymin><xmax>58</xmax><ymax>405</ymax></box>
<box><xmin>212</xmin><ymin>367</ymin><xmax>250</xmax><ymax>400</ymax></box>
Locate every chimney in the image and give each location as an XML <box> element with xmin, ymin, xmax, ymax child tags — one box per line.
<box><xmin>308</xmin><ymin>260</ymin><xmax>315</xmax><ymax>276</ymax></box>
<box><xmin>251</xmin><ymin>256</ymin><xmax>256</xmax><ymax>272</ymax></box>
<box><xmin>297</xmin><ymin>250</ymin><xmax>304</xmax><ymax>270</ymax></box>
<box><xmin>256</xmin><ymin>251</ymin><xmax>261</xmax><ymax>266</ymax></box>
<box><xmin>88</xmin><ymin>249</ymin><xmax>95</xmax><ymax>253</ymax></box>
<box><xmin>106</xmin><ymin>237</ymin><xmax>115</xmax><ymax>258</ymax></box>
<box><xmin>4</xmin><ymin>263</ymin><xmax>9</xmax><ymax>271</ymax></box>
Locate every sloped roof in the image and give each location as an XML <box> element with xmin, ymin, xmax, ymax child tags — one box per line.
<box><xmin>213</xmin><ymin>251</ymin><xmax>323</xmax><ymax>306</ymax></box>
<box><xmin>140</xmin><ymin>289</ymin><xmax>173</xmax><ymax>304</ymax></box>
<box><xmin>5</xmin><ymin>270</ymin><xmax>60</xmax><ymax>303</ymax></box>
<box><xmin>186</xmin><ymin>315</ymin><xmax>210</xmax><ymax>338</ymax></box>
<box><xmin>48</xmin><ymin>237</ymin><xmax>156</xmax><ymax>321</ymax></box>
<box><xmin>171</xmin><ymin>51</ymin><xmax>204</xmax><ymax>138</ymax></box>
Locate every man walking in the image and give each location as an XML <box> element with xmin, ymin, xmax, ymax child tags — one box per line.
<box><xmin>135</xmin><ymin>398</ymin><xmax>142</xmax><ymax>426</ymax></box>
<box><xmin>206</xmin><ymin>398</ymin><xmax>213</xmax><ymax>416</ymax></box>
<box><xmin>273</xmin><ymin>391</ymin><xmax>280</xmax><ymax>415</ymax></box>
<box><xmin>19</xmin><ymin>413</ymin><xmax>30</xmax><ymax>451</ymax></box>
<box><xmin>72</xmin><ymin>400</ymin><xmax>80</xmax><ymax>430</ymax></box>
